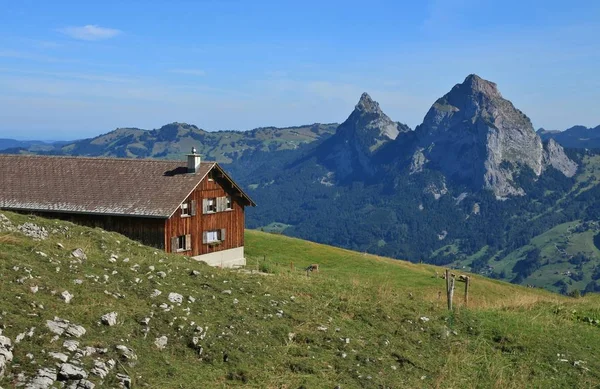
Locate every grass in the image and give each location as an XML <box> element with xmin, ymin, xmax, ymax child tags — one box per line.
<box><xmin>1</xmin><ymin>211</ymin><xmax>600</xmax><ymax>388</ymax></box>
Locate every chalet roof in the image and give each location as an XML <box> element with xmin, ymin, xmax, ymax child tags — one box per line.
<box><xmin>0</xmin><ymin>155</ymin><xmax>255</xmax><ymax>218</ymax></box>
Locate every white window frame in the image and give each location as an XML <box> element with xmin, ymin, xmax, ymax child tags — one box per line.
<box><xmin>206</xmin><ymin>230</ymin><xmax>219</xmax><ymax>243</ymax></box>
<box><xmin>181</xmin><ymin>202</ymin><xmax>190</xmax><ymax>217</ymax></box>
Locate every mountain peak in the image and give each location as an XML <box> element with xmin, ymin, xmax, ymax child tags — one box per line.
<box><xmin>460</xmin><ymin>74</ymin><xmax>501</xmax><ymax>98</ymax></box>
<box><xmin>355</xmin><ymin>92</ymin><xmax>380</xmax><ymax>113</ymax></box>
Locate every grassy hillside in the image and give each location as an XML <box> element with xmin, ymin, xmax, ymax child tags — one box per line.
<box><xmin>1</xmin><ymin>212</ymin><xmax>600</xmax><ymax>388</ymax></box>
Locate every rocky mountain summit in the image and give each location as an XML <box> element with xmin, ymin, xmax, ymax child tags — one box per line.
<box><xmin>411</xmin><ymin>74</ymin><xmax>576</xmax><ymax>197</ymax></box>
<box><xmin>319</xmin><ymin>92</ymin><xmax>410</xmax><ymax>179</ymax></box>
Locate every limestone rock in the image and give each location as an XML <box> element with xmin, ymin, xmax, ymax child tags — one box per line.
<box><xmin>71</xmin><ymin>248</ymin><xmax>87</xmax><ymax>261</ymax></box>
<box><xmin>116</xmin><ymin>373</ymin><xmax>132</xmax><ymax>388</ymax></box>
<box><xmin>57</xmin><ymin>363</ymin><xmax>88</xmax><ymax>381</ymax></box>
<box><xmin>46</xmin><ymin>317</ymin><xmax>86</xmax><ymax>338</ymax></box>
<box><xmin>154</xmin><ymin>336</ymin><xmax>168</xmax><ymax>350</ymax></box>
<box><xmin>61</xmin><ymin>290</ymin><xmax>74</xmax><ymax>304</ymax></box>
<box><xmin>413</xmin><ymin>74</ymin><xmax>552</xmax><ymax>197</ymax></box>
<box><xmin>150</xmin><ymin>289</ymin><xmax>162</xmax><ymax>298</ymax></box>
<box><xmin>66</xmin><ymin>379</ymin><xmax>95</xmax><ymax>389</ymax></box>
<box><xmin>543</xmin><ymin>138</ymin><xmax>578</xmax><ymax>177</ymax></box>
<box><xmin>168</xmin><ymin>292</ymin><xmax>183</xmax><ymax>304</ymax></box>
<box><xmin>48</xmin><ymin>351</ymin><xmax>69</xmax><ymax>362</ymax></box>
<box><xmin>115</xmin><ymin>345</ymin><xmax>137</xmax><ymax>363</ymax></box>
<box><xmin>63</xmin><ymin>340</ymin><xmax>79</xmax><ymax>352</ymax></box>
<box><xmin>90</xmin><ymin>359</ymin><xmax>115</xmax><ymax>379</ymax></box>
<box><xmin>318</xmin><ymin>92</ymin><xmax>411</xmax><ymax>179</ymax></box>
<box><xmin>17</xmin><ymin>222</ymin><xmax>48</xmax><ymax>240</ymax></box>
<box><xmin>25</xmin><ymin>367</ymin><xmax>57</xmax><ymax>389</ymax></box>
<box><xmin>100</xmin><ymin>312</ymin><xmax>118</xmax><ymax>326</ymax></box>
<box><xmin>0</xmin><ymin>335</ymin><xmax>13</xmax><ymax>377</ymax></box>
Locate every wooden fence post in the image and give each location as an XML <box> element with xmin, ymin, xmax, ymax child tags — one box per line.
<box><xmin>446</xmin><ymin>269</ymin><xmax>455</xmax><ymax>311</ymax></box>
<box><xmin>464</xmin><ymin>277</ymin><xmax>470</xmax><ymax>307</ymax></box>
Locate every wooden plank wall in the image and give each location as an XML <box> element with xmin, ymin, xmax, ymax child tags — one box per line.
<box><xmin>21</xmin><ymin>211</ymin><xmax>165</xmax><ymax>248</ymax></box>
<box><xmin>164</xmin><ymin>174</ymin><xmax>245</xmax><ymax>256</ymax></box>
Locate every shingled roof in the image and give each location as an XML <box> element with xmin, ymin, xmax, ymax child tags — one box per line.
<box><xmin>0</xmin><ymin>155</ymin><xmax>254</xmax><ymax>218</ymax></box>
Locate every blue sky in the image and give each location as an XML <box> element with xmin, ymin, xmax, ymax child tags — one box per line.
<box><xmin>0</xmin><ymin>0</ymin><xmax>599</xmax><ymax>140</ymax></box>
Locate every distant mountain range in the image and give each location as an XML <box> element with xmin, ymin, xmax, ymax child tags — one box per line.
<box><xmin>538</xmin><ymin>125</ymin><xmax>600</xmax><ymax>149</ymax></box>
<box><xmin>1</xmin><ymin>123</ymin><xmax>338</xmax><ymax>163</ymax></box>
<box><xmin>3</xmin><ymin>75</ymin><xmax>600</xmax><ymax>295</ymax></box>
<box><xmin>0</xmin><ymin>139</ymin><xmax>69</xmax><ymax>152</ymax></box>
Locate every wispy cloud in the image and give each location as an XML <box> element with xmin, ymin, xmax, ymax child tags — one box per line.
<box><xmin>0</xmin><ymin>49</ymin><xmax>63</xmax><ymax>62</ymax></box>
<box><xmin>59</xmin><ymin>25</ymin><xmax>121</xmax><ymax>41</ymax></box>
<box><xmin>0</xmin><ymin>68</ymin><xmax>134</xmax><ymax>83</ymax></box>
<box><xmin>169</xmin><ymin>68</ymin><xmax>206</xmax><ymax>76</ymax></box>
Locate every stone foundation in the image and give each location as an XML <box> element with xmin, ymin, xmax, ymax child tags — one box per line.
<box><xmin>192</xmin><ymin>247</ymin><xmax>246</xmax><ymax>268</ymax></box>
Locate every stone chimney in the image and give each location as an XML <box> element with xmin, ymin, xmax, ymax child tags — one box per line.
<box><xmin>187</xmin><ymin>147</ymin><xmax>201</xmax><ymax>173</ymax></box>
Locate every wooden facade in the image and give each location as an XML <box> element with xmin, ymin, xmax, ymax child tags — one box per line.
<box><xmin>164</xmin><ymin>172</ymin><xmax>246</xmax><ymax>257</ymax></box>
<box><xmin>26</xmin><ymin>212</ymin><xmax>166</xmax><ymax>249</ymax></box>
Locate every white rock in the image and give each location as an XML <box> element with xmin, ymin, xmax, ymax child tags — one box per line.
<box><xmin>61</xmin><ymin>291</ymin><xmax>74</xmax><ymax>304</ymax></box>
<box><xmin>58</xmin><ymin>363</ymin><xmax>87</xmax><ymax>380</ymax></box>
<box><xmin>168</xmin><ymin>292</ymin><xmax>183</xmax><ymax>304</ymax></box>
<box><xmin>71</xmin><ymin>248</ymin><xmax>87</xmax><ymax>261</ymax></box>
<box><xmin>115</xmin><ymin>345</ymin><xmax>137</xmax><ymax>361</ymax></box>
<box><xmin>150</xmin><ymin>289</ymin><xmax>162</xmax><ymax>298</ymax></box>
<box><xmin>116</xmin><ymin>373</ymin><xmax>131</xmax><ymax>388</ymax></box>
<box><xmin>154</xmin><ymin>336</ymin><xmax>168</xmax><ymax>350</ymax></box>
<box><xmin>26</xmin><ymin>367</ymin><xmax>57</xmax><ymax>389</ymax></box>
<box><xmin>63</xmin><ymin>340</ymin><xmax>79</xmax><ymax>352</ymax></box>
<box><xmin>222</xmin><ymin>290</ymin><xmax>232</xmax><ymax>295</ymax></box>
<box><xmin>100</xmin><ymin>312</ymin><xmax>118</xmax><ymax>326</ymax></box>
<box><xmin>48</xmin><ymin>352</ymin><xmax>69</xmax><ymax>363</ymax></box>
<box><xmin>188</xmin><ymin>296</ymin><xmax>196</xmax><ymax>303</ymax></box>
<box><xmin>46</xmin><ymin>317</ymin><xmax>86</xmax><ymax>338</ymax></box>
<box><xmin>66</xmin><ymin>379</ymin><xmax>95</xmax><ymax>389</ymax></box>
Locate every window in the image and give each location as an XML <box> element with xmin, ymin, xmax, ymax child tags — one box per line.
<box><xmin>206</xmin><ymin>230</ymin><xmax>219</xmax><ymax>243</ymax></box>
<box><xmin>208</xmin><ymin>171</ymin><xmax>214</xmax><ymax>181</ymax></box>
<box><xmin>203</xmin><ymin>197</ymin><xmax>231</xmax><ymax>213</ymax></box>
<box><xmin>171</xmin><ymin>234</ymin><xmax>191</xmax><ymax>252</ymax></box>
<box><xmin>181</xmin><ymin>200</ymin><xmax>196</xmax><ymax>217</ymax></box>
<box><xmin>203</xmin><ymin>198</ymin><xmax>217</xmax><ymax>214</ymax></box>
<box><xmin>203</xmin><ymin>229</ymin><xmax>226</xmax><ymax>244</ymax></box>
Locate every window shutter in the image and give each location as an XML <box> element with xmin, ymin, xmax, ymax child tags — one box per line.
<box><xmin>185</xmin><ymin>234</ymin><xmax>192</xmax><ymax>251</ymax></box>
<box><xmin>202</xmin><ymin>199</ymin><xmax>208</xmax><ymax>214</ymax></box>
<box><xmin>171</xmin><ymin>236</ymin><xmax>178</xmax><ymax>252</ymax></box>
<box><xmin>190</xmin><ymin>200</ymin><xmax>197</xmax><ymax>216</ymax></box>
<box><xmin>202</xmin><ymin>231</ymin><xmax>207</xmax><ymax>244</ymax></box>
<box><xmin>215</xmin><ymin>197</ymin><xmax>222</xmax><ymax>212</ymax></box>
<box><xmin>220</xmin><ymin>228</ymin><xmax>226</xmax><ymax>241</ymax></box>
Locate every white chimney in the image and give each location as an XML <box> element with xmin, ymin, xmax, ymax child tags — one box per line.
<box><xmin>187</xmin><ymin>147</ymin><xmax>201</xmax><ymax>173</ymax></box>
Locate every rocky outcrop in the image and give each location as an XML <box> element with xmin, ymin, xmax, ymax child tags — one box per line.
<box><xmin>543</xmin><ymin>139</ymin><xmax>578</xmax><ymax>177</ymax></box>
<box><xmin>413</xmin><ymin>74</ymin><xmax>566</xmax><ymax>197</ymax></box>
<box><xmin>319</xmin><ymin>93</ymin><xmax>410</xmax><ymax>179</ymax></box>
<box><xmin>0</xmin><ymin>333</ymin><xmax>13</xmax><ymax>377</ymax></box>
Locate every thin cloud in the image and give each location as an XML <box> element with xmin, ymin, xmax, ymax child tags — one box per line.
<box><xmin>59</xmin><ymin>25</ymin><xmax>121</xmax><ymax>41</ymax></box>
<box><xmin>169</xmin><ymin>68</ymin><xmax>206</xmax><ymax>76</ymax></box>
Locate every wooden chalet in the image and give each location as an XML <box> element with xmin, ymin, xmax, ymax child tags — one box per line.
<box><xmin>0</xmin><ymin>152</ymin><xmax>255</xmax><ymax>267</ymax></box>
